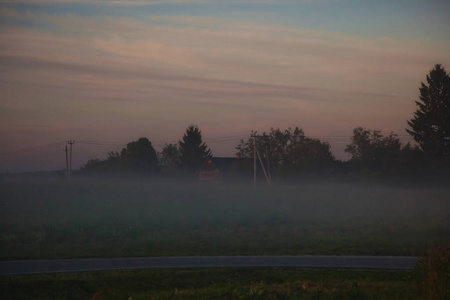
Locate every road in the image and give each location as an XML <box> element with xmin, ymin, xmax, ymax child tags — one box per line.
<box><xmin>0</xmin><ymin>256</ymin><xmax>418</xmax><ymax>275</ymax></box>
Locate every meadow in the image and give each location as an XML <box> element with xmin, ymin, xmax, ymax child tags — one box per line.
<box><xmin>1</xmin><ymin>268</ymin><xmax>419</xmax><ymax>300</ymax></box>
<box><xmin>1</xmin><ymin>177</ymin><xmax>448</xmax><ymax>260</ymax></box>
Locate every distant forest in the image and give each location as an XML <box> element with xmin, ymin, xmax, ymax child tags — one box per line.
<box><xmin>80</xmin><ymin>64</ymin><xmax>450</xmax><ymax>184</ymax></box>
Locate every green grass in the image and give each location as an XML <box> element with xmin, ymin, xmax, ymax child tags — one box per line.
<box><xmin>1</xmin><ymin>178</ymin><xmax>449</xmax><ymax>259</ymax></box>
<box><xmin>0</xmin><ymin>268</ymin><xmax>419</xmax><ymax>300</ymax></box>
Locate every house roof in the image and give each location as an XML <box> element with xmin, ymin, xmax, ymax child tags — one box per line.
<box><xmin>200</xmin><ymin>158</ymin><xmax>219</xmax><ymax>172</ymax></box>
<box><xmin>207</xmin><ymin>157</ymin><xmax>240</xmax><ymax>172</ymax></box>
<box><xmin>201</xmin><ymin>157</ymin><xmax>265</xmax><ymax>172</ymax></box>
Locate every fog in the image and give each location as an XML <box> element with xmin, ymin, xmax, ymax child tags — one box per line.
<box><xmin>0</xmin><ymin>174</ymin><xmax>449</xmax><ymax>260</ymax></box>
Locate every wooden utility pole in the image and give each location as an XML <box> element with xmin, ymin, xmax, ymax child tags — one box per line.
<box><xmin>253</xmin><ymin>132</ymin><xmax>256</xmax><ymax>185</ymax></box>
<box><xmin>252</xmin><ymin>132</ymin><xmax>271</xmax><ymax>185</ymax></box>
<box><xmin>256</xmin><ymin>148</ymin><xmax>270</xmax><ymax>185</ymax></box>
<box><xmin>65</xmin><ymin>145</ymin><xmax>69</xmax><ymax>178</ymax></box>
<box><xmin>265</xmin><ymin>145</ymin><xmax>271</xmax><ymax>183</ymax></box>
<box><xmin>67</xmin><ymin>140</ymin><xmax>74</xmax><ymax>180</ymax></box>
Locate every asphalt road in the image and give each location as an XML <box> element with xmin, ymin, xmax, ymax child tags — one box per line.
<box><xmin>0</xmin><ymin>256</ymin><xmax>418</xmax><ymax>275</ymax></box>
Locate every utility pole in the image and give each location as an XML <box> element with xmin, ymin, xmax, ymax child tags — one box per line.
<box><xmin>256</xmin><ymin>148</ymin><xmax>270</xmax><ymax>185</ymax></box>
<box><xmin>253</xmin><ymin>131</ymin><xmax>256</xmax><ymax>185</ymax></box>
<box><xmin>252</xmin><ymin>133</ymin><xmax>271</xmax><ymax>186</ymax></box>
<box><xmin>265</xmin><ymin>145</ymin><xmax>271</xmax><ymax>183</ymax></box>
<box><xmin>67</xmin><ymin>140</ymin><xmax>74</xmax><ymax>180</ymax></box>
<box><xmin>65</xmin><ymin>145</ymin><xmax>69</xmax><ymax>179</ymax></box>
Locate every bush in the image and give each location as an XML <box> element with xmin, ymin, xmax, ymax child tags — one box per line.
<box><xmin>415</xmin><ymin>245</ymin><xmax>449</xmax><ymax>300</ymax></box>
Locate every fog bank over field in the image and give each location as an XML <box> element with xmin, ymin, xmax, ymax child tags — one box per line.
<box><xmin>0</xmin><ymin>176</ymin><xmax>449</xmax><ymax>260</ymax></box>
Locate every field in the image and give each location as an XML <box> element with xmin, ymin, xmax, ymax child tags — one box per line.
<box><xmin>1</xmin><ymin>177</ymin><xmax>449</xmax><ymax>299</ymax></box>
<box><xmin>0</xmin><ymin>177</ymin><xmax>449</xmax><ymax>259</ymax></box>
<box><xmin>1</xmin><ymin>268</ymin><xmax>420</xmax><ymax>300</ymax></box>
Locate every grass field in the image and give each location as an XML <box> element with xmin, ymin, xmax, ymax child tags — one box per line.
<box><xmin>1</xmin><ymin>177</ymin><xmax>449</xmax><ymax>259</ymax></box>
<box><xmin>1</xmin><ymin>268</ymin><xmax>419</xmax><ymax>300</ymax></box>
<box><xmin>1</xmin><ymin>177</ymin><xmax>448</xmax><ymax>299</ymax></box>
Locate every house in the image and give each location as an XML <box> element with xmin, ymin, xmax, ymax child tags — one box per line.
<box><xmin>198</xmin><ymin>158</ymin><xmax>222</xmax><ymax>183</ymax></box>
<box><xmin>198</xmin><ymin>157</ymin><xmax>269</xmax><ymax>183</ymax></box>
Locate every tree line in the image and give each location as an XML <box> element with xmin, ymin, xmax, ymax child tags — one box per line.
<box><xmin>81</xmin><ymin>64</ymin><xmax>450</xmax><ymax>183</ymax></box>
<box><xmin>81</xmin><ymin>125</ymin><xmax>212</xmax><ymax>178</ymax></box>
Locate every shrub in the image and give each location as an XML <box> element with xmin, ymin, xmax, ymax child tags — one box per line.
<box><xmin>415</xmin><ymin>245</ymin><xmax>449</xmax><ymax>300</ymax></box>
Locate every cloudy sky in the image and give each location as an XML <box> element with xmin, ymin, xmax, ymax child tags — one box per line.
<box><xmin>1</xmin><ymin>0</ymin><xmax>449</xmax><ymax>172</ymax></box>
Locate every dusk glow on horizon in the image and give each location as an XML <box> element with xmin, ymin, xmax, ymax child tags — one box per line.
<box><xmin>1</xmin><ymin>0</ymin><xmax>449</xmax><ymax>173</ymax></box>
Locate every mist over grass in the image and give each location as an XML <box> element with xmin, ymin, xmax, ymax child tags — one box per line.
<box><xmin>0</xmin><ymin>177</ymin><xmax>448</xmax><ymax>260</ymax></box>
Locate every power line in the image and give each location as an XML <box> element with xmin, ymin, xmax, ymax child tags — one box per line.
<box><xmin>207</xmin><ymin>137</ymin><xmax>247</xmax><ymax>144</ymax></box>
<box><xmin>75</xmin><ymin>134</ymin><xmax>416</xmax><ymax>149</ymax></box>
<box><xmin>151</xmin><ymin>134</ymin><xmax>249</xmax><ymax>147</ymax></box>
<box><xmin>204</xmin><ymin>134</ymin><xmax>249</xmax><ymax>141</ymax></box>
<box><xmin>0</xmin><ymin>141</ymin><xmax>67</xmax><ymax>155</ymax></box>
<box><xmin>0</xmin><ymin>133</ymin><xmax>416</xmax><ymax>155</ymax></box>
<box><xmin>76</xmin><ymin>141</ymin><xmax>127</xmax><ymax>147</ymax></box>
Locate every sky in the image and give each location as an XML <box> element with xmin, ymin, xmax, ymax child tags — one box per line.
<box><xmin>1</xmin><ymin>0</ymin><xmax>449</xmax><ymax>173</ymax></box>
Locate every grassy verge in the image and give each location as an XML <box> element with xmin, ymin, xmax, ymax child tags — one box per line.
<box><xmin>0</xmin><ymin>268</ymin><xmax>418</xmax><ymax>300</ymax></box>
<box><xmin>415</xmin><ymin>246</ymin><xmax>449</xmax><ymax>299</ymax></box>
<box><xmin>1</xmin><ymin>178</ymin><xmax>449</xmax><ymax>259</ymax></box>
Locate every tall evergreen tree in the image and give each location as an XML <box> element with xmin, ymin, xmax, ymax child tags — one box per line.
<box><xmin>179</xmin><ymin>125</ymin><xmax>212</xmax><ymax>175</ymax></box>
<box><xmin>407</xmin><ymin>64</ymin><xmax>450</xmax><ymax>156</ymax></box>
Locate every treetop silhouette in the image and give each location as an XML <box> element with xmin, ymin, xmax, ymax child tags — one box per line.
<box><xmin>407</xmin><ymin>64</ymin><xmax>450</xmax><ymax>156</ymax></box>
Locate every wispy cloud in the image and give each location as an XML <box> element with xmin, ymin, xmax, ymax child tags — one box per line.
<box><xmin>0</xmin><ymin>0</ymin><xmax>189</xmax><ymax>4</ymax></box>
<box><xmin>0</xmin><ymin>0</ymin><xmax>312</xmax><ymax>5</ymax></box>
<box><xmin>0</xmin><ymin>0</ymin><xmax>338</xmax><ymax>4</ymax></box>
<box><xmin>2</xmin><ymin>8</ymin><xmax>446</xmax><ymax>100</ymax></box>
<box><xmin>0</xmin><ymin>4</ymin><xmax>448</xmax><ymax>170</ymax></box>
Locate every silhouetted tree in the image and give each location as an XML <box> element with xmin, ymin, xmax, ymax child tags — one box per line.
<box><xmin>407</xmin><ymin>64</ymin><xmax>450</xmax><ymax>156</ymax></box>
<box><xmin>236</xmin><ymin>128</ymin><xmax>301</xmax><ymax>165</ymax></box>
<box><xmin>81</xmin><ymin>158</ymin><xmax>103</xmax><ymax>174</ymax></box>
<box><xmin>394</xmin><ymin>142</ymin><xmax>425</xmax><ymax>178</ymax></box>
<box><xmin>236</xmin><ymin>127</ymin><xmax>335</xmax><ymax>179</ymax></box>
<box><xmin>345</xmin><ymin>127</ymin><xmax>424</xmax><ymax>179</ymax></box>
<box><xmin>158</xmin><ymin>143</ymin><xmax>182</xmax><ymax>176</ymax></box>
<box><xmin>81</xmin><ymin>137</ymin><xmax>158</xmax><ymax>176</ymax></box>
<box><xmin>345</xmin><ymin>127</ymin><xmax>401</xmax><ymax>163</ymax></box>
<box><xmin>120</xmin><ymin>137</ymin><xmax>159</xmax><ymax>175</ymax></box>
<box><xmin>179</xmin><ymin>125</ymin><xmax>212</xmax><ymax>175</ymax></box>
<box><xmin>81</xmin><ymin>151</ymin><xmax>122</xmax><ymax>174</ymax></box>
